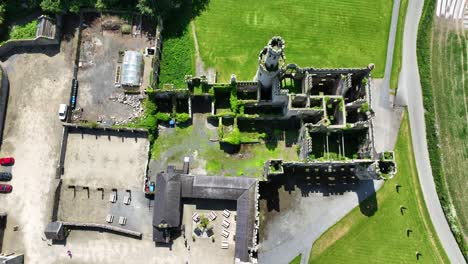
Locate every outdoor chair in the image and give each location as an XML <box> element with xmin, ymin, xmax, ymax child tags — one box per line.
<box><xmin>222</xmin><ymin>219</ymin><xmax>230</xmax><ymax>228</ymax></box>
<box><xmin>119</xmin><ymin>216</ymin><xmax>127</xmax><ymax>225</ymax></box>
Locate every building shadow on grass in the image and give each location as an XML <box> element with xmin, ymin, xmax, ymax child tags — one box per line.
<box><xmin>259</xmin><ymin>165</ymin><xmax>378</xmax><ymax>216</ymax></box>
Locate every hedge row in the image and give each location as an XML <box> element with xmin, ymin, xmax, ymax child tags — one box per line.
<box><xmin>416</xmin><ymin>0</ymin><xmax>468</xmax><ymax>259</ymax></box>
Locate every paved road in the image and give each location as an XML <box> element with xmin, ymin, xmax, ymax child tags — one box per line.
<box><xmin>397</xmin><ymin>0</ymin><xmax>466</xmax><ymax>262</ymax></box>
<box><xmin>381</xmin><ymin>0</ymin><xmax>401</xmax><ymax>102</ymax></box>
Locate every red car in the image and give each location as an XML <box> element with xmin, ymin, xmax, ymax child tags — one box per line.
<box><xmin>0</xmin><ymin>157</ymin><xmax>14</xmax><ymax>166</ymax></box>
<box><xmin>0</xmin><ymin>184</ymin><xmax>12</xmax><ymax>193</ymax></box>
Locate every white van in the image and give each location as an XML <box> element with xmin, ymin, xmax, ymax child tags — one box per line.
<box><xmin>58</xmin><ymin>104</ymin><xmax>68</xmax><ymax>121</ymax></box>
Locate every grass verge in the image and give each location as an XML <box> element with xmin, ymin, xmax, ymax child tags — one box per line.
<box><xmin>309</xmin><ymin>111</ymin><xmax>449</xmax><ymax>263</ymax></box>
<box><xmin>289</xmin><ymin>254</ymin><xmax>302</xmax><ymax>264</ymax></box>
<box><xmin>389</xmin><ymin>0</ymin><xmax>409</xmax><ymax>91</ymax></box>
<box><xmin>417</xmin><ymin>0</ymin><xmax>468</xmax><ymax>258</ymax></box>
<box><xmin>194</xmin><ymin>0</ymin><xmax>393</xmax><ymax>81</ymax></box>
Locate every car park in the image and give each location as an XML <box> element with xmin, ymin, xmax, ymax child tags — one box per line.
<box><xmin>0</xmin><ymin>172</ymin><xmax>12</xmax><ymax>181</ymax></box>
<box><xmin>0</xmin><ymin>184</ymin><xmax>12</xmax><ymax>193</ymax></box>
<box><xmin>0</xmin><ymin>157</ymin><xmax>15</xmax><ymax>166</ymax></box>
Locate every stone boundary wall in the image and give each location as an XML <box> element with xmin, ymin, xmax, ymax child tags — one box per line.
<box><xmin>0</xmin><ymin>66</ymin><xmax>9</xmax><ymax>145</ymax></box>
<box><xmin>56</xmin><ymin>126</ymin><xmax>69</xmax><ymax>178</ymax></box>
<box><xmin>51</xmin><ymin>179</ymin><xmax>63</xmax><ymax>222</ymax></box>
<box><xmin>62</xmin><ymin>221</ymin><xmax>142</xmax><ymax>239</ymax></box>
<box><xmin>63</xmin><ymin>122</ymin><xmax>148</xmax><ymax>134</ymax></box>
<box><xmin>152</xmin><ymin>17</ymin><xmax>163</xmax><ymax>88</ymax></box>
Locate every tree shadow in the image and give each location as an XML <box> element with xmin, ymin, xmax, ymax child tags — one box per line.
<box><xmin>62</xmin><ymin>14</ymin><xmax>80</xmax><ymax>42</ymax></box>
<box><xmin>163</xmin><ymin>0</ymin><xmax>210</xmax><ymax>39</ymax></box>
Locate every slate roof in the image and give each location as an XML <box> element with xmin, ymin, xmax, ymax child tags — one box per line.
<box><xmin>152</xmin><ymin>172</ymin><xmax>182</xmax><ymax>243</ymax></box>
<box><xmin>152</xmin><ymin>170</ymin><xmax>258</xmax><ymax>263</ymax></box>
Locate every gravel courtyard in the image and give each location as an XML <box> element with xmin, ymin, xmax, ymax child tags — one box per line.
<box><xmin>0</xmin><ymin>43</ymin><xmax>74</xmax><ymax>261</ymax></box>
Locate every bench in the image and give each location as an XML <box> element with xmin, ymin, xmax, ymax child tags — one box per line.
<box><xmin>106</xmin><ymin>214</ymin><xmax>114</xmax><ymax>223</ymax></box>
<box><xmin>221</xmin><ymin>241</ymin><xmax>229</xmax><ymax>249</ymax></box>
<box><xmin>192</xmin><ymin>212</ymin><xmax>200</xmax><ymax>222</ymax></box>
<box><xmin>222</xmin><ymin>209</ymin><xmax>231</xmax><ymax>218</ymax></box>
<box><xmin>109</xmin><ymin>193</ymin><xmax>116</xmax><ymax>203</ymax></box>
<box><xmin>208</xmin><ymin>211</ymin><xmax>217</xmax><ymax>221</ymax></box>
<box><xmin>119</xmin><ymin>216</ymin><xmax>127</xmax><ymax>226</ymax></box>
<box><xmin>123</xmin><ymin>195</ymin><xmax>131</xmax><ymax>205</ymax></box>
<box><xmin>221</xmin><ymin>229</ymin><xmax>230</xmax><ymax>238</ymax></box>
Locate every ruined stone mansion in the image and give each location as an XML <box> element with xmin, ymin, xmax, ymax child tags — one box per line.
<box><xmin>154</xmin><ymin>36</ymin><xmax>395</xmax><ymax>182</ymax></box>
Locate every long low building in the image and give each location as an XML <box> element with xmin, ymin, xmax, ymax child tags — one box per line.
<box><xmin>153</xmin><ymin>164</ymin><xmax>259</xmax><ymax>264</ymax></box>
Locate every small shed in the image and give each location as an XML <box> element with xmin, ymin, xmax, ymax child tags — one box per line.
<box><xmin>36</xmin><ymin>15</ymin><xmax>57</xmax><ymax>39</ymax></box>
<box><xmin>44</xmin><ymin>221</ymin><xmax>66</xmax><ymax>240</ymax></box>
<box><xmin>121</xmin><ymin>51</ymin><xmax>143</xmax><ymax>87</ymax></box>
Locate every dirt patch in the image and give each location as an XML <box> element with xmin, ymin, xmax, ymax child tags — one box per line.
<box><xmin>76</xmin><ymin>13</ymin><xmax>153</xmax><ymax>124</ymax></box>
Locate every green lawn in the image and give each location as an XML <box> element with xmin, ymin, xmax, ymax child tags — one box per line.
<box><xmin>390</xmin><ymin>0</ymin><xmax>409</xmax><ymax>91</ymax></box>
<box><xmin>430</xmin><ymin>20</ymin><xmax>468</xmax><ymax>254</ymax></box>
<box><xmin>309</xmin><ymin>112</ymin><xmax>449</xmax><ymax>263</ymax></box>
<box><xmin>194</xmin><ymin>0</ymin><xmax>393</xmax><ymax>81</ymax></box>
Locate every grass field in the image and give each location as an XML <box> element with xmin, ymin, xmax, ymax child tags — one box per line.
<box><xmin>430</xmin><ymin>19</ymin><xmax>468</xmax><ymax>252</ymax></box>
<box><xmin>194</xmin><ymin>0</ymin><xmax>393</xmax><ymax>81</ymax></box>
<box><xmin>309</xmin><ymin>112</ymin><xmax>449</xmax><ymax>263</ymax></box>
<box><xmin>389</xmin><ymin>0</ymin><xmax>409</xmax><ymax>91</ymax></box>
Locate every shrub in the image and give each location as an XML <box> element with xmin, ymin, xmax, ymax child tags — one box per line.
<box><xmin>360</xmin><ymin>102</ymin><xmax>370</xmax><ymax>113</ymax></box>
<box><xmin>121</xmin><ymin>24</ymin><xmax>131</xmax><ymax>34</ymax></box>
<box><xmin>175</xmin><ymin>113</ymin><xmax>190</xmax><ymax>123</ymax></box>
<box><xmin>10</xmin><ymin>20</ymin><xmax>38</xmax><ymax>40</ymax></box>
<box><xmin>230</xmin><ymin>88</ymin><xmax>238</xmax><ymax>113</ymax></box>
<box><xmin>217</xmin><ymin>118</ymin><xmax>224</xmax><ymax>139</ymax></box>
<box><xmin>156</xmin><ymin>112</ymin><xmax>171</xmax><ymax>122</ymax></box>
<box><xmin>362</xmin><ymin>77</ymin><xmax>369</xmax><ymax>87</ymax></box>
<box><xmin>223</xmin><ymin>128</ymin><xmax>241</xmax><ymax>145</ymax></box>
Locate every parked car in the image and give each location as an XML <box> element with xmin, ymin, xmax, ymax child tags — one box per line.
<box><xmin>0</xmin><ymin>184</ymin><xmax>12</xmax><ymax>193</ymax></box>
<box><xmin>0</xmin><ymin>172</ymin><xmax>12</xmax><ymax>181</ymax></box>
<box><xmin>0</xmin><ymin>157</ymin><xmax>14</xmax><ymax>166</ymax></box>
<box><xmin>58</xmin><ymin>104</ymin><xmax>68</xmax><ymax>121</ymax></box>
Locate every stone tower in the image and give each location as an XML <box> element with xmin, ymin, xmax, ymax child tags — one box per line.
<box><xmin>255</xmin><ymin>36</ymin><xmax>285</xmax><ymax>89</ymax></box>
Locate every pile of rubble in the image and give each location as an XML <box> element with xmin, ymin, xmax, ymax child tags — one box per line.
<box><xmin>109</xmin><ymin>92</ymin><xmax>144</xmax><ymax>125</ymax></box>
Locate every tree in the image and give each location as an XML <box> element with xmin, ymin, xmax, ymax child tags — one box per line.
<box><xmin>137</xmin><ymin>0</ymin><xmax>155</xmax><ymax>16</ymax></box>
<box><xmin>0</xmin><ymin>3</ymin><xmax>5</xmax><ymax>26</ymax></box>
<box><xmin>40</xmin><ymin>0</ymin><xmax>66</xmax><ymax>13</ymax></box>
<box><xmin>95</xmin><ymin>0</ymin><xmax>119</xmax><ymax>10</ymax></box>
